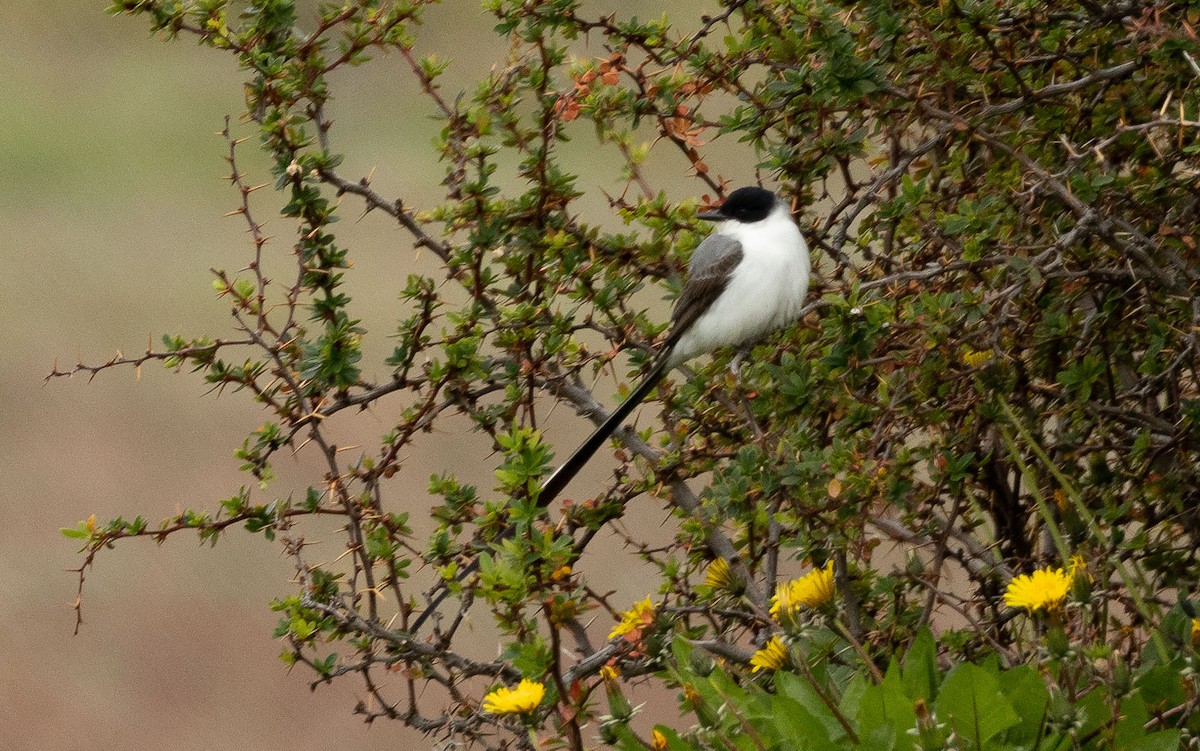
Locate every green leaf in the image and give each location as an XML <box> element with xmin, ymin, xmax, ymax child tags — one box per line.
<box><xmin>365</xmin><ymin>526</ymin><xmax>395</xmax><ymax>560</ymax></box>
<box><xmin>857</xmin><ymin>663</ymin><xmax>915</xmax><ymax>751</ymax></box>
<box><xmin>935</xmin><ymin>664</ymin><xmax>1020</xmax><ymax>749</ymax></box>
<box><xmin>943</xmin><ymin>213</ymin><xmax>971</xmax><ymax>235</ymax></box>
<box><xmin>757</xmin><ymin>690</ymin><xmax>839</xmax><ymax>751</ymax></box>
<box><xmin>1075</xmin><ymin>686</ymin><xmax>1109</xmax><ymax>738</ymax></box>
<box><xmin>1114</xmin><ymin>694</ymin><xmax>1152</xmax><ymax>748</ymax></box>
<box><xmin>997</xmin><ymin>665</ymin><xmax>1049</xmax><ymax>744</ymax></box>
<box><xmin>289</xmin><ymin>617</ymin><xmax>316</xmax><ymax>640</ymax></box>
<box><xmin>1119</xmin><ymin>730</ymin><xmax>1182</xmax><ymax>751</ymax></box>
<box><xmin>776</xmin><ymin>671</ymin><xmax>847</xmax><ymax>742</ymax></box>
<box><xmin>61</xmin><ymin>521</ymin><xmax>91</xmax><ymax>540</ymax></box>
<box><xmin>839</xmin><ymin>672</ymin><xmax>868</xmax><ymax>720</ymax></box>
<box><xmin>902</xmin><ymin>627</ymin><xmax>938</xmax><ymax>703</ymax></box>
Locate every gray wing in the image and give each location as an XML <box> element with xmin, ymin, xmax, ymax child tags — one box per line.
<box><xmin>664</xmin><ymin>234</ymin><xmax>743</xmax><ymax>348</ymax></box>
<box><xmin>687</xmin><ymin>233</ymin><xmax>742</xmax><ymax>277</ymax></box>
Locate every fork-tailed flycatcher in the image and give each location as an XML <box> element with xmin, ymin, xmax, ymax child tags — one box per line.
<box><xmin>411</xmin><ymin>186</ymin><xmax>810</xmax><ymax>632</ymax></box>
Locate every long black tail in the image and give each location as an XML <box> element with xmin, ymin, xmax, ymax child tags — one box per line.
<box><xmin>409</xmin><ymin>352</ymin><xmax>673</xmax><ymax>633</ymax></box>
<box><xmin>536</xmin><ymin>354</ymin><xmax>671</xmax><ymax>506</ymax></box>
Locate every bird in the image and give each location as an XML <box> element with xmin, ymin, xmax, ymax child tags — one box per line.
<box><xmin>410</xmin><ymin>186</ymin><xmax>810</xmax><ymax>632</ymax></box>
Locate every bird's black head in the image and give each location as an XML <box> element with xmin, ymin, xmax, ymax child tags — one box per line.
<box><xmin>697</xmin><ymin>186</ymin><xmax>778</xmax><ymax>223</ymax></box>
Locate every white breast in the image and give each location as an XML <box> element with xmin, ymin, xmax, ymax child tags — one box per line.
<box><xmin>669</xmin><ymin>204</ymin><xmax>809</xmax><ymax>366</ymax></box>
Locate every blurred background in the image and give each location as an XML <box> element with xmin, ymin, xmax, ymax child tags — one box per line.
<box><xmin>2</xmin><ymin>2</ymin><xmax>722</xmax><ymax>748</ymax></box>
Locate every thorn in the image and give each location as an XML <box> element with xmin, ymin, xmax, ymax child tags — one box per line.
<box><xmin>1159</xmin><ymin>91</ymin><xmax>1172</xmax><ymax>117</ymax></box>
<box><xmin>292</xmin><ymin>436</ymin><xmax>313</xmax><ymax>456</ymax></box>
<box><xmin>1183</xmin><ymin>50</ymin><xmax>1200</xmax><ymax>79</ymax></box>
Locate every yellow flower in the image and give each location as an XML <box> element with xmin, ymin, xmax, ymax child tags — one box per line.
<box><xmin>962</xmin><ymin>348</ymin><xmax>993</xmax><ymax>368</ymax></box>
<box><xmin>749</xmin><ymin>636</ymin><xmax>789</xmax><ymax>673</ymax></box>
<box><xmin>1190</xmin><ymin>618</ymin><xmax>1200</xmax><ymax>647</ymax></box>
<box><xmin>1004</xmin><ymin>566</ymin><xmax>1072</xmax><ymax>612</ymax></box>
<box><xmin>704</xmin><ymin>557</ymin><xmax>745</xmax><ymax>594</ymax></box>
<box><xmin>609</xmin><ymin>596</ymin><xmax>656</xmax><ymax>640</ymax></box>
<box><xmin>599</xmin><ymin>664</ymin><xmax>620</xmax><ymax>683</ymax></box>
<box><xmin>770</xmin><ymin>561</ymin><xmax>835</xmax><ymax>618</ymax></box>
<box><xmin>482</xmin><ymin>679</ymin><xmax>545</xmax><ymax>715</ymax></box>
<box><xmin>705</xmin><ymin>557</ymin><xmax>732</xmax><ymax>588</ymax></box>
<box><xmin>651</xmin><ymin>728</ymin><xmax>668</xmax><ymax>750</ymax></box>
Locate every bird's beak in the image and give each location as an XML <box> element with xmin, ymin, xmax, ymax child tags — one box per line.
<box><xmin>695</xmin><ymin>208</ymin><xmax>725</xmax><ymax>221</ymax></box>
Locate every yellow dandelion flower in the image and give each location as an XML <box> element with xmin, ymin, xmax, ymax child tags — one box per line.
<box><xmin>1004</xmin><ymin>566</ymin><xmax>1072</xmax><ymax>612</ymax></box>
<box><xmin>962</xmin><ymin>348</ymin><xmax>993</xmax><ymax>368</ymax></box>
<box><xmin>599</xmin><ymin>664</ymin><xmax>620</xmax><ymax>683</ymax></box>
<box><xmin>749</xmin><ymin>636</ymin><xmax>789</xmax><ymax>673</ymax></box>
<box><xmin>651</xmin><ymin>728</ymin><xmax>668</xmax><ymax>750</ymax></box>
<box><xmin>482</xmin><ymin>679</ymin><xmax>545</xmax><ymax>715</ymax></box>
<box><xmin>705</xmin><ymin>557</ymin><xmax>732</xmax><ymax>588</ymax></box>
<box><xmin>1191</xmin><ymin>618</ymin><xmax>1200</xmax><ymax>646</ymax></box>
<box><xmin>705</xmin><ymin>558</ymin><xmax>734</xmax><ymax>590</ymax></box>
<box><xmin>608</xmin><ymin>596</ymin><xmax>656</xmax><ymax>640</ymax></box>
<box><xmin>770</xmin><ymin>561</ymin><xmax>835</xmax><ymax>618</ymax></box>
